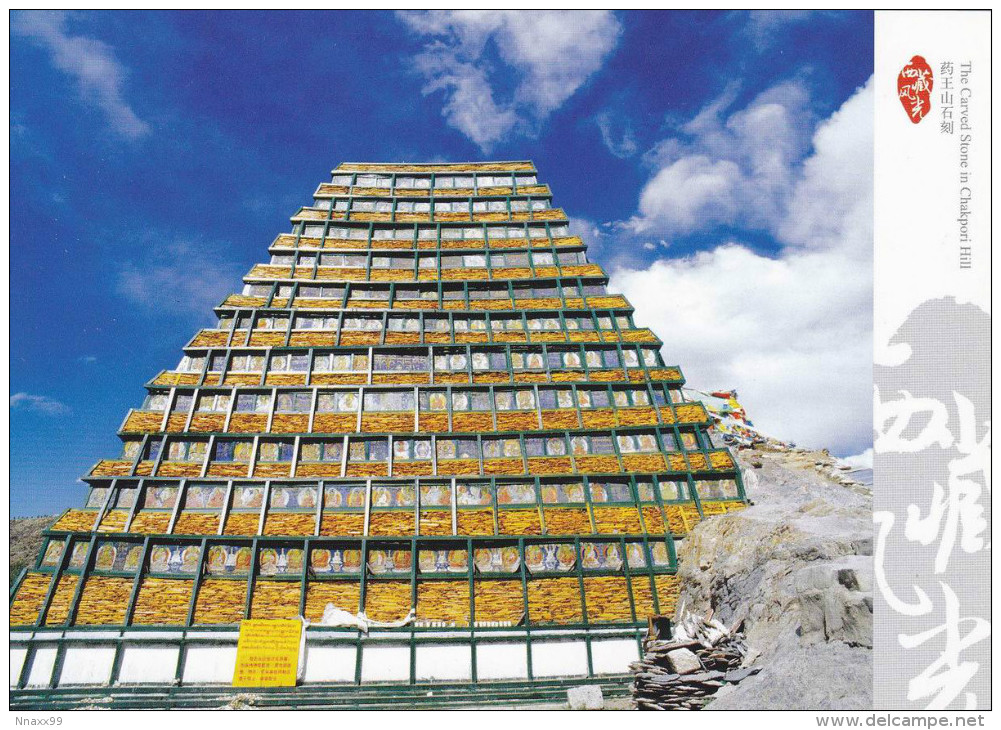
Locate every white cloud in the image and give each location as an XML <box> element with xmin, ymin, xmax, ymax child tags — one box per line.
<box><xmin>568</xmin><ymin>215</ymin><xmax>608</xmax><ymax>257</ymax></box>
<box><xmin>777</xmin><ymin>81</ymin><xmax>874</xmax><ymax>257</ymax></box>
<box><xmin>609</xmin><ymin>78</ymin><xmax>874</xmax><ymax>456</ymax></box>
<box><xmin>596</xmin><ymin>111</ymin><xmax>638</xmax><ymax>158</ymax></box>
<box><xmin>637</xmin><ymin>156</ymin><xmax>741</xmax><ymax>233</ymax></box>
<box><xmin>628</xmin><ymin>80</ymin><xmax>814</xmax><ymax>235</ymax></box>
<box><xmin>117</xmin><ymin>239</ymin><xmax>243</xmax><ymax>319</ymax></box>
<box><xmin>577</xmin><ymin>218</ymin><xmax>661</xmax><ymax>274</ymax></box>
<box><xmin>611</xmin><ymin>245</ymin><xmax>871</xmax><ymax>454</ymax></box>
<box><xmin>13</xmin><ymin>10</ymin><xmax>149</xmax><ymax>139</ymax></box>
<box><xmin>839</xmin><ymin>448</ymin><xmax>873</xmax><ymax>470</ymax></box>
<box><xmin>740</xmin><ymin>10</ymin><xmax>818</xmax><ymax>51</ymax></box>
<box><xmin>10</xmin><ymin>392</ymin><xmax>71</xmax><ymax>416</ymax></box>
<box><xmin>412</xmin><ymin>47</ymin><xmax>521</xmax><ymax>152</ymax></box>
<box><xmin>399</xmin><ymin>10</ymin><xmax>621</xmax><ymax>151</ymax></box>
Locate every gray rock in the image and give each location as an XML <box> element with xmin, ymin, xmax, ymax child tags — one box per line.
<box><xmin>707</xmin><ymin>643</ymin><xmax>872</xmax><ymax>711</ymax></box>
<box><xmin>683</xmin><ymin>670</ymin><xmax>724</xmax><ymax>682</ymax></box>
<box><xmin>852</xmin><ymin>537</ymin><xmax>874</xmax><ymax>556</ymax></box>
<box><xmin>795</xmin><ymin>558</ymin><xmax>873</xmax><ymax>648</ymax></box>
<box><xmin>666</xmin><ymin>648</ymin><xmax>703</xmax><ymax>674</ymax></box>
<box><xmin>675</xmin><ymin>446</ymin><xmax>873</xmax><ymax>710</ymax></box>
<box><xmin>723</xmin><ymin>667</ymin><xmax>759</xmax><ymax>683</ymax></box>
<box><xmin>566</xmin><ymin>684</ymin><xmax>603</xmax><ymax>710</ymax></box>
<box><xmin>644</xmin><ymin>673</ymin><xmax>680</xmax><ymax>684</ymax></box>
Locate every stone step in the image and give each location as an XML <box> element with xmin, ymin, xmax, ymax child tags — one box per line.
<box><xmin>10</xmin><ymin>675</ymin><xmax>633</xmax><ymax>711</ymax></box>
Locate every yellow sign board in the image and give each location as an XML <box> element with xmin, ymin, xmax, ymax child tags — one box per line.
<box><xmin>232</xmin><ymin>619</ymin><xmax>302</xmax><ymax>687</ymax></box>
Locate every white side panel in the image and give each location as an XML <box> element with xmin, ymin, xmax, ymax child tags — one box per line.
<box><xmin>530</xmin><ymin>640</ymin><xmax>589</xmax><ymax>678</ymax></box>
<box><xmin>26</xmin><ymin>647</ymin><xmax>58</xmax><ymax>688</ymax></box>
<box><xmin>302</xmin><ymin>645</ymin><xmax>357</xmax><ymax>683</ymax></box>
<box><xmin>181</xmin><ymin>646</ymin><xmax>238</xmax><ymax>684</ymax></box>
<box><xmin>415</xmin><ymin>644</ymin><xmax>471</xmax><ymax>681</ymax></box>
<box><xmin>9</xmin><ymin>648</ymin><xmax>28</xmax><ymax>687</ymax></box>
<box><xmin>589</xmin><ymin>638</ymin><xmax>639</xmax><ymax>675</ymax></box>
<box><xmin>360</xmin><ymin>645</ymin><xmax>410</xmax><ymax>683</ymax></box>
<box><xmin>117</xmin><ymin>646</ymin><xmax>180</xmax><ymax>684</ymax></box>
<box><xmin>58</xmin><ymin>646</ymin><xmax>116</xmax><ymax>686</ymax></box>
<box><xmin>475</xmin><ymin>642</ymin><xmax>528</xmax><ymax>680</ymax></box>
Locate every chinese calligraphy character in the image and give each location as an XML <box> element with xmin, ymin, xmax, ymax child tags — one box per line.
<box><xmin>898</xmin><ymin>55</ymin><xmax>934</xmax><ymax>123</ymax></box>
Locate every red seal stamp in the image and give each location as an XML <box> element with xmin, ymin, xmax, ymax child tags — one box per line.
<box><xmin>898</xmin><ymin>55</ymin><xmax>933</xmax><ymax>124</ymax></box>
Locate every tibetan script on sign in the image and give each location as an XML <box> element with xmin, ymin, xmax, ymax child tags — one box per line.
<box><xmin>232</xmin><ymin>619</ymin><xmax>302</xmax><ymax>687</ymax></box>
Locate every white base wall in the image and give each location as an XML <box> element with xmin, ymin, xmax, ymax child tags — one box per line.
<box><xmin>58</xmin><ymin>647</ymin><xmax>116</xmax><ymax>686</ymax></box>
<box><xmin>9</xmin><ymin>648</ymin><xmax>28</xmax><ymax>688</ymax></box>
<box><xmin>360</xmin><ymin>645</ymin><xmax>410</xmax><ymax>683</ymax></box>
<box><xmin>181</xmin><ymin>646</ymin><xmax>238</xmax><ymax>684</ymax></box>
<box><xmin>416</xmin><ymin>645</ymin><xmax>472</xmax><ymax>681</ymax></box>
<box><xmin>529</xmin><ymin>640</ymin><xmax>590</xmax><ymax>678</ymax></box>
<box><xmin>25</xmin><ymin>647</ymin><xmax>58</xmax><ymax>688</ymax></box>
<box><xmin>590</xmin><ymin>639</ymin><xmax>640</xmax><ymax>675</ymax></box>
<box><xmin>118</xmin><ymin>646</ymin><xmax>181</xmax><ymax>684</ymax></box>
<box><xmin>10</xmin><ymin>629</ymin><xmax>641</xmax><ymax>688</ymax></box>
<box><xmin>302</xmin><ymin>645</ymin><xmax>356</xmax><ymax>683</ymax></box>
<box><xmin>475</xmin><ymin>643</ymin><xmax>528</xmax><ymax>680</ymax></box>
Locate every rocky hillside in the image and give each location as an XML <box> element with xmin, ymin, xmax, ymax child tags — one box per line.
<box><xmin>10</xmin><ymin>516</ymin><xmax>56</xmax><ymax>587</ymax></box>
<box><xmin>676</xmin><ymin>445</ymin><xmax>873</xmax><ymax>711</ymax></box>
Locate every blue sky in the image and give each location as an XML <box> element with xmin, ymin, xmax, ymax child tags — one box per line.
<box><xmin>10</xmin><ymin>10</ymin><xmax>874</xmax><ymax>516</ymax></box>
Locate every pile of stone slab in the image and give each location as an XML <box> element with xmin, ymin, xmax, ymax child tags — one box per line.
<box><xmin>630</xmin><ymin>614</ymin><xmax>760</xmax><ymax>710</ymax></box>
